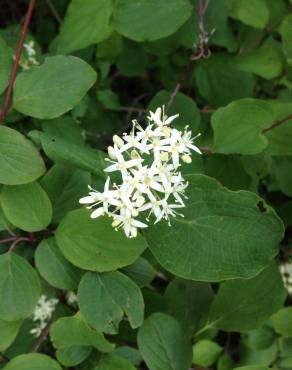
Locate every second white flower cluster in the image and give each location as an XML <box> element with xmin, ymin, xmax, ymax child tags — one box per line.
<box><xmin>80</xmin><ymin>106</ymin><xmax>201</xmax><ymax>238</ymax></box>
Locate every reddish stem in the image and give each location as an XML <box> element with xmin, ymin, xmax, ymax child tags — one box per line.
<box><xmin>0</xmin><ymin>0</ymin><xmax>36</xmax><ymax>124</ymax></box>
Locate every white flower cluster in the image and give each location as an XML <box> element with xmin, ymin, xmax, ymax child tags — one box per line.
<box><xmin>15</xmin><ymin>40</ymin><xmax>39</xmax><ymax>71</ymax></box>
<box><xmin>80</xmin><ymin>106</ymin><xmax>201</xmax><ymax>238</ymax></box>
<box><xmin>280</xmin><ymin>261</ymin><xmax>292</xmax><ymax>295</ymax></box>
<box><xmin>30</xmin><ymin>295</ymin><xmax>58</xmax><ymax>337</ymax></box>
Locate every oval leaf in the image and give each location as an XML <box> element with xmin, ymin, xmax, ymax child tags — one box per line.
<box><xmin>1</xmin><ymin>182</ymin><xmax>52</xmax><ymax>232</ymax></box>
<box><xmin>78</xmin><ymin>271</ymin><xmax>144</xmax><ymax>334</ymax></box>
<box><xmin>13</xmin><ymin>55</ymin><xmax>97</xmax><ymax>119</ymax></box>
<box><xmin>0</xmin><ymin>253</ymin><xmax>40</xmax><ymax>321</ymax></box>
<box><xmin>0</xmin><ymin>126</ymin><xmax>45</xmax><ymax>185</ymax></box>
<box><xmin>112</xmin><ymin>0</ymin><xmax>193</xmax><ymax>42</ymax></box>
<box><xmin>4</xmin><ymin>353</ymin><xmax>62</xmax><ymax>370</ymax></box>
<box><xmin>137</xmin><ymin>313</ymin><xmax>192</xmax><ymax>370</ymax></box>
<box><xmin>55</xmin><ymin>209</ymin><xmax>146</xmax><ymax>271</ymax></box>
<box><xmin>145</xmin><ymin>174</ymin><xmax>284</xmax><ymax>281</ymax></box>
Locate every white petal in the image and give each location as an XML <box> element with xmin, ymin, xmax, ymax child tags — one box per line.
<box><xmin>90</xmin><ymin>207</ymin><xmax>104</xmax><ymax>218</ymax></box>
<box><xmin>79</xmin><ymin>195</ymin><xmax>97</xmax><ymax>204</ymax></box>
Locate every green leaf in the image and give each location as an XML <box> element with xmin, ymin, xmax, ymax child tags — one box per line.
<box><xmin>0</xmin><ymin>252</ymin><xmax>40</xmax><ymax>320</ymax></box>
<box><xmin>0</xmin><ymin>319</ymin><xmax>22</xmax><ymax>351</ymax></box>
<box><xmin>56</xmin><ymin>346</ymin><xmax>91</xmax><ymax>367</ymax></box>
<box><xmin>272</xmin><ymin>157</ymin><xmax>292</xmax><ymax>197</ymax></box>
<box><xmin>1</xmin><ymin>182</ymin><xmax>52</xmax><ymax>232</ymax></box>
<box><xmin>280</xmin><ymin>14</ymin><xmax>292</xmax><ymax>66</ymax></box>
<box><xmin>78</xmin><ymin>271</ymin><xmax>144</xmax><ymax>334</ymax></box>
<box><xmin>233</xmin><ymin>366</ymin><xmax>270</xmax><ymax>370</ymax></box>
<box><xmin>196</xmin><ymin>54</ymin><xmax>254</xmax><ymax>107</ymax></box>
<box><xmin>205</xmin><ymin>155</ymin><xmax>251</xmax><ymax>191</ymax></box>
<box><xmin>41</xmin><ymin>134</ymin><xmax>105</xmax><ymax>179</ymax></box>
<box><xmin>212</xmin><ymin>99</ymin><xmax>274</xmax><ymax>155</ymax></box>
<box><xmin>56</xmin><ymin>0</ymin><xmax>113</xmax><ymax>54</ymax></box>
<box><xmin>96</xmin><ymin>354</ymin><xmax>136</xmax><ymax>370</ymax></box>
<box><xmin>145</xmin><ymin>174</ymin><xmax>283</xmax><ymax>281</ymax></box>
<box><xmin>0</xmin><ymin>126</ymin><xmax>45</xmax><ymax>185</ymax></box>
<box><xmin>112</xmin><ymin>0</ymin><xmax>193</xmax><ymax>42</ymax></box>
<box><xmin>55</xmin><ymin>209</ymin><xmax>146</xmax><ymax>271</ymax></box>
<box><xmin>137</xmin><ymin>313</ymin><xmax>192</xmax><ymax>370</ymax></box>
<box><xmin>0</xmin><ymin>36</ymin><xmax>12</xmax><ymax>94</ymax></box>
<box><xmin>243</xmin><ymin>326</ymin><xmax>276</xmax><ymax>350</ymax></box>
<box><xmin>270</xmin><ymin>308</ymin><xmax>292</xmax><ymax>337</ymax></box>
<box><xmin>41</xmin><ymin>164</ymin><xmax>91</xmax><ymax>223</ymax></box>
<box><xmin>279</xmin><ymin>357</ymin><xmax>292</xmax><ymax>369</ymax></box>
<box><xmin>233</xmin><ymin>40</ymin><xmax>284</xmax><ymax>79</ymax></box>
<box><xmin>35</xmin><ymin>237</ymin><xmax>83</xmax><ymax>290</ymax></box>
<box><xmin>224</xmin><ymin>0</ymin><xmax>269</xmax><ymax>28</ymax></box>
<box><xmin>121</xmin><ymin>257</ymin><xmax>155</xmax><ymax>288</ymax></box>
<box><xmin>50</xmin><ymin>313</ymin><xmax>115</xmax><ymax>352</ymax></box>
<box><xmin>192</xmin><ymin>340</ymin><xmax>222</xmax><ymax>367</ymax></box>
<box><xmin>4</xmin><ymin>353</ymin><xmax>62</xmax><ymax>370</ymax></box>
<box><xmin>264</xmin><ymin>101</ymin><xmax>292</xmax><ymax>155</ymax></box>
<box><xmin>147</xmin><ymin>90</ymin><xmax>201</xmax><ymax>130</ymax></box>
<box><xmin>13</xmin><ymin>56</ymin><xmax>97</xmax><ymax>119</ymax></box>
<box><xmin>206</xmin><ymin>264</ymin><xmax>286</xmax><ymax>332</ymax></box>
<box><xmin>165</xmin><ymin>279</ymin><xmax>214</xmax><ymax>336</ymax></box>
<box><xmin>240</xmin><ymin>341</ymin><xmax>278</xmax><ymax>366</ymax></box>
<box><xmin>42</xmin><ymin>116</ymin><xmax>85</xmax><ymax>145</ymax></box>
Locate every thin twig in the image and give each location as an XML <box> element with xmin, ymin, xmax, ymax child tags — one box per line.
<box><xmin>0</xmin><ymin>0</ymin><xmax>36</xmax><ymax>124</ymax></box>
<box><xmin>166</xmin><ymin>0</ymin><xmax>213</xmax><ymax>112</ymax></box>
<box><xmin>45</xmin><ymin>0</ymin><xmax>62</xmax><ymax>25</ymax></box>
<box><xmin>262</xmin><ymin>113</ymin><xmax>292</xmax><ymax>133</ymax></box>
<box><xmin>30</xmin><ymin>318</ymin><xmax>53</xmax><ymax>353</ymax></box>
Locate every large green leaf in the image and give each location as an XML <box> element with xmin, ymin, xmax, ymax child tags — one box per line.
<box><xmin>0</xmin><ymin>253</ymin><xmax>40</xmax><ymax>321</ymax></box>
<box><xmin>224</xmin><ymin>0</ymin><xmax>269</xmax><ymax>28</ymax></box>
<box><xmin>112</xmin><ymin>0</ymin><xmax>193</xmax><ymax>42</ymax></box>
<box><xmin>41</xmin><ymin>164</ymin><xmax>91</xmax><ymax>223</ymax></box>
<box><xmin>55</xmin><ymin>209</ymin><xmax>146</xmax><ymax>271</ymax></box>
<box><xmin>0</xmin><ymin>319</ymin><xmax>22</xmax><ymax>351</ymax></box>
<box><xmin>50</xmin><ymin>313</ymin><xmax>115</xmax><ymax>352</ymax></box>
<box><xmin>137</xmin><ymin>313</ymin><xmax>192</xmax><ymax>370</ymax></box>
<box><xmin>0</xmin><ymin>36</ymin><xmax>12</xmax><ymax>94</ymax></box>
<box><xmin>233</xmin><ymin>40</ymin><xmax>284</xmax><ymax>79</ymax></box>
<box><xmin>195</xmin><ymin>54</ymin><xmax>254</xmax><ymax>107</ymax></box>
<box><xmin>4</xmin><ymin>353</ymin><xmax>62</xmax><ymax>370</ymax></box>
<box><xmin>212</xmin><ymin>99</ymin><xmax>274</xmax><ymax>154</ymax></box>
<box><xmin>145</xmin><ymin>175</ymin><xmax>283</xmax><ymax>282</ymax></box>
<box><xmin>78</xmin><ymin>271</ymin><xmax>144</xmax><ymax>334</ymax></box>
<box><xmin>205</xmin><ymin>264</ymin><xmax>286</xmax><ymax>332</ymax></box>
<box><xmin>13</xmin><ymin>56</ymin><xmax>97</xmax><ymax>119</ymax></box>
<box><xmin>0</xmin><ymin>126</ymin><xmax>45</xmax><ymax>185</ymax></box>
<box><xmin>56</xmin><ymin>0</ymin><xmax>113</xmax><ymax>54</ymax></box>
<box><xmin>1</xmin><ymin>182</ymin><xmax>52</xmax><ymax>232</ymax></box>
<box><xmin>56</xmin><ymin>346</ymin><xmax>91</xmax><ymax>367</ymax></box>
<box><xmin>35</xmin><ymin>238</ymin><xmax>83</xmax><ymax>290</ymax></box>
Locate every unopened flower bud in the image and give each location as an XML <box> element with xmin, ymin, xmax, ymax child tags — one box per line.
<box><xmin>113</xmin><ymin>135</ymin><xmax>124</xmax><ymax>147</ymax></box>
<box><xmin>107</xmin><ymin>146</ymin><xmax>117</xmax><ymax>159</ymax></box>
<box><xmin>90</xmin><ymin>207</ymin><xmax>104</xmax><ymax>218</ymax></box>
<box><xmin>181</xmin><ymin>154</ymin><xmax>192</xmax><ymax>163</ymax></box>
<box><xmin>131</xmin><ymin>149</ymin><xmax>140</xmax><ymax>159</ymax></box>
<box><xmin>112</xmin><ymin>219</ymin><xmax>121</xmax><ymax>228</ymax></box>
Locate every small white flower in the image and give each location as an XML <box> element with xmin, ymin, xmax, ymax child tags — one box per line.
<box><xmin>30</xmin><ymin>295</ymin><xmax>58</xmax><ymax>338</ymax></box>
<box><xmin>80</xmin><ymin>105</ymin><xmax>201</xmax><ymax>237</ymax></box>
